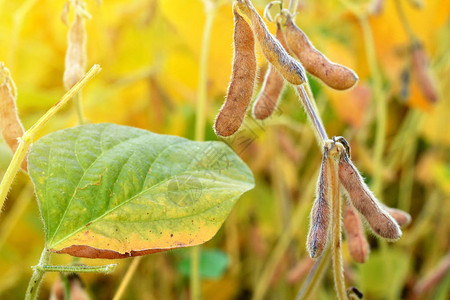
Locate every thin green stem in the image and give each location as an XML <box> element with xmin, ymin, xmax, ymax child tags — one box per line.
<box><xmin>252</xmin><ymin>169</ymin><xmax>316</xmax><ymax>300</ymax></box>
<box><xmin>190</xmin><ymin>246</ymin><xmax>201</xmax><ymax>300</ymax></box>
<box><xmin>194</xmin><ymin>0</ymin><xmax>216</xmax><ymax>142</ymax></box>
<box><xmin>328</xmin><ymin>155</ymin><xmax>346</xmax><ymax>300</ymax></box>
<box><xmin>60</xmin><ymin>273</ymin><xmax>71</xmax><ymax>300</ymax></box>
<box><xmin>0</xmin><ymin>184</ymin><xmax>33</xmax><ymax>249</ymax></box>
<box><xmin>288</xmin><ymin>0</ymin><xmax>299</xmax><ymax>13</ymax></box>
<box><xmin>112</xmin><ymin>257</ymin><xmax>142</xmax><ymax>300</ymax></box>
<box><xmin>25</xmin><ymin>248</ymin><xmax>51</xmax><ymax>300</ymax></box>
<box><xmin>0</xmin><ymin>64</ymin><xmax>101</xmax><ymax>215</ymax></box>
<box><xmin>359</xmin><ymin>17</ymin><xmax>385</xmax><ymax>196</ymax></box>
<box><xmin>393</xmin><ymin>0</ymin><xmax>416</xmax><ymax>42</ymax></box>
<box><xmin>296</xmin><ymin>246</ymin><xmax>331</xmax><ymax>300</ymax></box>
<box><xmin>34</xmin><ymin>264</ymin><xmax>117</xmax><ymax>274</ymax></box>
<box><xmin>296</xmin><ymin>84</ymin><xmax>328</xmax><ymax>148</ymax></box>
<box><xmin>74</xmin><ymin>93</ymin><xmax>86</xmax><ymax>124</ymax></box>
<box><xmin>191</xmin><ymin>2</ymin><xmax>216</xmax><ymax>299</ymax></box>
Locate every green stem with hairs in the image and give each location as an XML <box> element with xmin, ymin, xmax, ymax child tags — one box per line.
<box><xmin>25</xmin><ymin>249</ymin><xmax>51</xmax><ymax>300</ymax></box>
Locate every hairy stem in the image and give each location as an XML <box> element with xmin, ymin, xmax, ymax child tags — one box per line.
<box><xmin>25</xmin><ymin>248</ymin><xmax>51</xmax><ymax>300</ymax></box>
<box><xmin>0</xmin><ymin>64</ymin><xmax>100</xmax><ymax>215</ymax></box>
<box><xmin>328</xmin><ymin>154</ymin><xmax>346</xmax><ymax>299</ymax></box>
<box><xmin>296</xmin><ymin>84</ymin><xmax>328</xmax><ymax>147</ymax></box>
<box><xmin>112</xmin><ymin>257</ymin><xmax>142</xmax><ymax>300</ymax></box>
<box><xmin>34</xmin><ymin>264</ymin><xmax>116</xmax><ymax>274</ymax></box>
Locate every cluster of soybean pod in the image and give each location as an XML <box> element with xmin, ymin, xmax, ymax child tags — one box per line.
<box><xmin>214</xmin><ymin>0</ymin><xmax>411</xmax><ymax>296</ymax></box>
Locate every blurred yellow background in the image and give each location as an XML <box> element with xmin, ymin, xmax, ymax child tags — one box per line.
<box><xmin>0</xmin><ymin>0</ymin><xmax>449</xmax><ymax>299</ymax></box>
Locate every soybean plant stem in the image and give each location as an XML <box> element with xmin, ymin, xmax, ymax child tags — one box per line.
<box><xmin>0</xmin><ymin>64</ymin><xmax>101</xmax><ymax>215</ymax></box>
<box><xmin>288</xmin><ymin>0</ymin><xmax>299</xmax><ymax>13</ymax></box>
<box><xmin>393</xmin><ymin>0</ymin><xmax>416</xmax><ymax>41</ymax></box>
<box><xmin>35</xmin><ymin>264</ymin><xmax>116</xmax><ymax>274</ymax></box>
<box><xmin>296</xmin><ymin>84</ymin><xmax>328</xmax><ymax>147</ymax></box>
<box><xmin>296</xmin><ymin>246</ymin><xmax>331</xmax><ymax>300</ymax></box>
<box><xmin>25</xmin><ymin>248</ymin><xmax>51</xmax><ymax>300</ymax></box>
<box><xmin>112</xmin><ymin>257</ymin><xmax>142</xmax><ymax>300</ymax></box>
<box><xmin>359</xmin><ymin>16</ymin><xmax>386</xmax><ymax>197</ymax></box>
<box><xmin>328</xmin><ymin>154</ymin><xmax>346</xmax><ymax>300</ymax></box>
<box><xmin>74</xmin><ymin>93</ymin><xmax>86</xmax><ymax>124</ymax></box>
<box><xmin>191</xmin><ymin>2</ymin><xmax>216</xmax><ymax>299</ymax></box>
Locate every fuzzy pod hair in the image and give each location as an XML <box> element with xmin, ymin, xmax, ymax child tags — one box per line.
<box><xmin>64</xmin><ymin>12</ymin><xmax>87</xmax><ymax>90</ymax></box>
<box><xmin>285</xmin><ymin>15</ymin><xmax>358</xmax><ymax>90</ymax></box>
<box><xmin>214</xmin><ymin>5</ymin><xmax>257</xmax><ymax>137</ymax></box>
<box><xmin>343</xmin><ymin>202</ymin><xmax>370</xmax><ymax>263</ymax></box>
<box><xmin>338</xmin><ymin>152</ymin><xmax>402</xmax><ymax>240</ymax></box>
<box><xmin>0</xmin><ymin>63</ymin><xmax>27</xmax><ymax>171</ymax></box>
<box><xmin>307</xmin><ymin>150</ymin><xmax>331</xmax><ymax>258</ymax></box>
<box><xmin>235</xmin><ymin>0</ymin><xmax>306</xmax><ymax>85</ymax></box>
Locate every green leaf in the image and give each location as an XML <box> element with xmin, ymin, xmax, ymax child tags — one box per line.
<box><xmin>28</xmin><ymin>123</ymin><xmax>254</xmax><ymax>259</ymax></box>
<box><xmin>177</xmin><ymin>249</ymin><xmax>230</xmax><ymax>279</ymax></box>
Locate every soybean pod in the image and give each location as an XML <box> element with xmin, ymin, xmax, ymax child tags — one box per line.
<box><xmin>285</xmin><ymin>15</ymin><xmax>358</xmax><ymax>90</ymax></box>
<box><xmin>235</xmin><ymin>0</ymin><xmax>306</xmax><ymax>85</ymax></box>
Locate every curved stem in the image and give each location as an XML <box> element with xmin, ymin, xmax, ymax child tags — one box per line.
<box><xmin>112</xmin><ymin>257</ymin><xmax>142</xmax><ymax>300</ymax></box>
<box><xmin>25</xmin><ymin>248</ymin><xmax>51</xmax><ymax>300</ymax></box>
<box><xmin>0</xmin><ymin>64</ymin><xmax>100</xmax><ymax>215</ymax></box>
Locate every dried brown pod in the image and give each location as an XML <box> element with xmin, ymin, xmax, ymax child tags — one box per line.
<box><xmin>285</xmin><ymin>15</ymin><xmax>358</xmax><ymax>90</ymax></box>
<box><xmin>214</xmin><ymin>5</ymin><xmax>256</xmax><ymax>137</ymax></box>
<box><xmin>338</xmin><ymin>152</ymin><xmax>401</xmax><ymax>240</ymax></box>
<box><xmin>384</xmin><ymin>206</ymin><xmax>411</xmax><ymax>227</ymax></box>
<box><xmin>343</xmin><ymin>203</ymin><xmax>369</xmax><ymax>263</ymax></box>
<box><xmin>252</xmin><ymin>23</ymin><xmax>287</xmax><ymax>120</ymax></box>
<box><xmin>0</xmin><ymin>63</ymin><xmax>27</xmax><ymax>171</ymax></box>
<box><xmin>235</xmin><ymin>0</ymin><xmax>306</xmax><ymax>85</ymax></box>
<box><xmin>307</xmin><ymin>150</ymin><xmax>331</xmax><ymax>258</ymax></box>
<box><xmin>411</xmin><ymin>42</ymin><xmax>438</xmax><ymax>103</ymax></box>
<box><xmin>63</xmin><ymin>12</ymin><xmax>87</xmax><ymax>90</ymax></box>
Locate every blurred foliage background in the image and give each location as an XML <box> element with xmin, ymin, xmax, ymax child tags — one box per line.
<box><xmin>0</xmin><ymin>0</ymin><xmax>449</xmax><ymax>299</ymax></box>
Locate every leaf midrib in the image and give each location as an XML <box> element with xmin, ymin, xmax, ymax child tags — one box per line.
<box><xmin>49</xmin><ymin>130</ymin><xmax>185</xmax><ymax>244</ymax></box>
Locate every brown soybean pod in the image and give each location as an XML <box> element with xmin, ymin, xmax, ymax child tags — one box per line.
<box><xmin>343</xmin><ymin>203</ymin><xmax>369</xmax><ymax>263</ymax></box>
<box><xmin>411</xmin><ymin>42</ymin><xmax>438</xmax><ymax>103</ymax></box>
<box><xmin>285</xmin><ymin>15</ymin><xmax>358</xmax><ymax>90</ymax></box>
<box><xmin>338</xmin><ymin>153</ymin><xmax>401</xmax><ymax>240</ymax></box>
<box><xmin>236</xmin><ymin>0</ymin><xmax>306</xmax><ymax>85</ymax></box>
<box><xmin>214</xmin><ymin>6</ymin><xmax>256</xmax><ymax>137</ymax></box>
<box><xmin>307</xmin><ymin>151</ymin><xmax>331</xmax><ymax>258</ymax></box>
<box><xmin>0</xmin><ymin>64</ymin><xmax>27</xmax><ymax>171</ymax></box>
<box><xmin>384</xmin><ymin>206</ymin><xmax>411</xmax><ymax>227</ymax></box>
<box><xmin>252</xmin><ymin>23</ymin><xmax>287</xmax><ymax>120</ymax></box>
